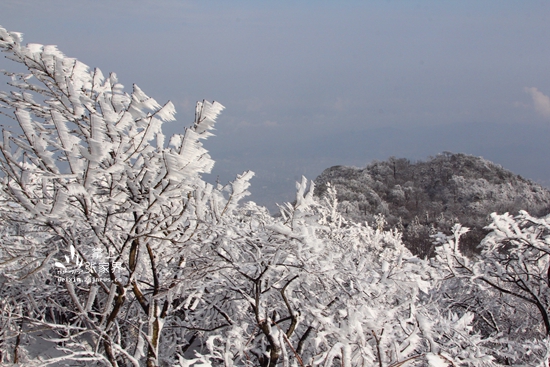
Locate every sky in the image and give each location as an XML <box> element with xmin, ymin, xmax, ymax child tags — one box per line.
<box><xmin>1</xmin><ymin>0</ymin><xmax>550</xmax><ymax>211</ymax></box>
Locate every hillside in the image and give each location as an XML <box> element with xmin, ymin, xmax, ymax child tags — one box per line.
<box><xmin>314</xmin><ymin>152</ymin><xmax>550</xmax><ymax>257</ymax></box>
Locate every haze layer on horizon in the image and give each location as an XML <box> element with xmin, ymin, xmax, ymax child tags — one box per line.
<box><xmin>1</xmin><ymin>1</ymin><xmax>550</xmax><ymax>210</ymax></box>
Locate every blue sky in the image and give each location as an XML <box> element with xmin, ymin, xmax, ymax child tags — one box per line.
<box><xmin>2</xmin><ymin>1</ymin><xmax>550</xmax><ymax>210</ymax></box>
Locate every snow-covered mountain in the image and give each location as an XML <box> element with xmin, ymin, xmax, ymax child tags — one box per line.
<box><xmin>314</xmin><ymin>152</ymin><xmax>550</xmax><ymax>257</ymax></box>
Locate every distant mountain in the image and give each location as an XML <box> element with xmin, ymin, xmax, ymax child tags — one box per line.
<box><xmin>314</xmin><ymin>152</ymin><xmax>550</xmax><ymax>257</ymax></box>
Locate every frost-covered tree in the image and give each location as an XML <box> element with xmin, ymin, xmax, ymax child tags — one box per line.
<box><xmin>174</xmin><ymin>182</ymin><xmax>501</xmax><ymax>367</ymax></box>
<box><xmin>479</xmin><ymin>211</ymin><xmax>550</xmax><ymax>337</ymax></box>
<box><xmin>0</xmin><ymin>26</ymin><xmax>254</xmax><ymax>366</ymax></box>
<box><xmin>433</xmin><ymin>216</ymin><xmax>550</xmax><ymax>365</ymax></box>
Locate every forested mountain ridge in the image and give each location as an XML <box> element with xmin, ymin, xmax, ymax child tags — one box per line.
<box><xmin>314</xmin><ymin>152</ymin><xmax>550</xmax><ymax>256</ymax></box>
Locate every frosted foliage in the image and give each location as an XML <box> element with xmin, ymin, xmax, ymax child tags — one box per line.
<box><xmin>0</xmin><ymin>25</ymin><xmax>548</xmax><ymax>367</ymax></box>
<box><xmin>175</xmin><ymin>184</ymin><xmax>501</xmax><ymax>367</ymax></box>
<box><xmin>433</xmin><ymin>213</ymin><xmax>550</xmax><ymax>365</ymax></box>
<box><xmin>0</xmin><ymin>25</ymin><xmax>250</xmax><ymax>367</ymax></box>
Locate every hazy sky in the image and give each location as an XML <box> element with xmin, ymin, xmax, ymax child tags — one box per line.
<box><xmin>2</xmin><ymin>1</ymin><xmax>550</xmax><ymax>210</ymax></box>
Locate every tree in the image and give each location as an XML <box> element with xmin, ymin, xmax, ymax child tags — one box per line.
<box><xmin>0</xmin><ymin>25</ymin><xmax>253</xmax><ymax>366</ymax></box>
<box><xmin>174</xmin><ymin>182</ymin><xmax>501</xmax><ymax>367</ymax></box>
<box><xmin>433</xmin><ymin>216</ymin><xmax>550</xmax><ymax>365</ymax></box>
